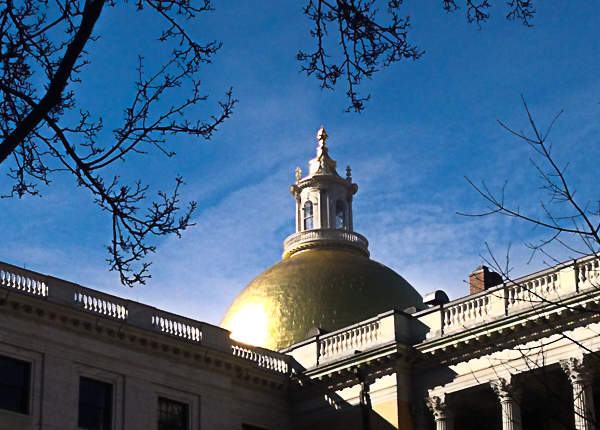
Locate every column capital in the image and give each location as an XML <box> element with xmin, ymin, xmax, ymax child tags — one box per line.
<box><xmin>425</xmin><ymin>394</ymin><xmax>453</xmax><ymax>420</ymax></box>
<box><xmin>490</xmin><ymin>376</ymin><xmax>521</xmax><ymax>403</ymax></box>
<box><xmin>561</xmin><ymin>356</ymin><xmax>591</xmax><ymax>384</ymax></box>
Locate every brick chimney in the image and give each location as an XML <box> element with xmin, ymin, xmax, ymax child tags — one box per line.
<box><xmin>469</xmin><ymin>266</ymin><xmax>503</xmax><ymax>295</ymax></box>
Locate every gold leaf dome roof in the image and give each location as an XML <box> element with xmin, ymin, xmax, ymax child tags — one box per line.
<box><xmin>220</xmin><ymin>249</ymin><xmax>423</xmax><ymax>351</ymax></box>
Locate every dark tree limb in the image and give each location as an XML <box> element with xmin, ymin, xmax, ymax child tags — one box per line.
<box><xmin>298</xmin><ymin>0</ymin><xmax>538</xmax><ymax>112</ymax></box>
<box><xmin>460</xmin><ymin>97</ymin><xmax>600</xmax><ymax>274</ymax></box>
<box><xmin>0</xmin><ymin>0</ymin><xmax>236</xmax><ymax>286</ymax></box>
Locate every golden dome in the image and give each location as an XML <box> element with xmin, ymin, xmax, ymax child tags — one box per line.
<box><xmin>220</xmin><ymin>249</ymin><xmax>423</xmax><ymax>351</ymax></box>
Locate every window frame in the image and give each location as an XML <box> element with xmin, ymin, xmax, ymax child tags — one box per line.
<box><xmin>157</xmin><ymin>396</ymin><xmax>190</xmax><ymax>430</ymax></box>
<box><xmin>335</xmin><ymin>199</ymin><xmax>346</xmax><ymax>229</ymax></box>
<box><xmin>303</xmin><ymin>200</ymin><xmax>314</xmax><ymax>230</ymax></box>
<box><xmin>0</xmin><ymin>354</ymin><xmax>31</xmax><ymax>415</ymax></box>
<box><xmin>78</xmin><ymin>376</ymin><xmax>113</xmax><ymax>430</ymax></box>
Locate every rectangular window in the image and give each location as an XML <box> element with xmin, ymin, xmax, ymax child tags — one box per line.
<box><xmin>158</xmin><ymin>397</ymin><xmax>189</xmax><ymax>430</ymax></box>
<box><xmin>78</xmin><ymin>377</ymin><xmax>112</xmax><ymax>430</ymax></box>
<box><xmin>0</xmin><ymin>355</ymin><xmax>30</xmax><ymax>414</ymax></box>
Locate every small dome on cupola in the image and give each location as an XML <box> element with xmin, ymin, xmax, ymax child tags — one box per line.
<box><xmin>220</xmin><ymin>127</ymin><xmax>424</xmax><ymax>350</ymax></box>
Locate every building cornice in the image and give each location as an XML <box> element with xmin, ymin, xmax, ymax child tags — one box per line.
<box><xmin>0</xmin><ymin>261</ymin><xmax>293</xmax><ymax>392</ymax></box>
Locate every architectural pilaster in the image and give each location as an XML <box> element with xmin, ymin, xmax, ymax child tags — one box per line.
<box><xmin>295</xmin><ymin>195</ymin><xmax>301</xmax><ymax>232</ymax></box>
<box><xmin>425</xmin><ymin>395</ymin><xmax>454</xmax><ymax>430</ymax></box>
<box><xmin>561</xmin><ymin>356</ymin><xmax>596</xmax><ymax>430</ymax></box>
<box><xmin>490</xmin><ymin>377</ymin><xmax>522</xmax><ymax>430</ymax></box>
<box><xmin>348</xmin><ymin>196</ymin><xmax>354</xmax><ymax>231</ymax></box>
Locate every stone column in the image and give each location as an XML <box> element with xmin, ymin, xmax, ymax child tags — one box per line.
<box><xmin>561</xmin><ymin>356</ymin><xmax>596</xmax><ymax>430</ymax></box>
<box><xmin>347</xmin><ymin>196</ymin><xmax>354</xmax><ymax>231</ymax></box>
<box><xmin>425</xmin><ymin>395</ymin><xmax>454</xmax><ymax>430</ymax></box>
<box><xmin>490</xmin><ymin>377</ymin><xmax>522</xmax><ymax>430</ymax></box>
<box><xmin>295</xmin><ymin>196</ymin><xmax>301</xmax><ymax>232</ymax></box>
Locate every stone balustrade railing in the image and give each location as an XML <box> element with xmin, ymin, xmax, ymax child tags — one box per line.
<box><xmin>419</xmin><ymin>255</ymin><xmax>600</xmax><ymax>339</ymax></box>
<box><xmin>281</xmin><ymin>310</ymin><xmax>410</xmax><ymax>369</ymax></box>
<box><xmin>232</xmin><ymin>344</ymin><xmax>289</xmax><ymax>373</ymax></box>
<box><xmin>443</xmin><ymin>295</ymin><xmax>491</xmax><ymax>330</ymax></box>
<box><xmin>0</xmin><ymin>261</ymin><xmax>291</xmax><ymax>374</ymax></box>
<box><xmin>1</xmin><ymin>265</ymin><xmax>48</xmax><ymax>297</ymax></box>
<box><xmin>282</xmin><ymin>229</ymin><xmax>369</xmax><ymax>258</ymax></box>
<box><xmin>319</xmin><ymin>319</ymin><xmax>381</xmax><ymax>360</ymax></box>
<box><xmin>152</xmin><ymin>310</ymin><xmax>202</xmax><ymax>342</ymax></box>
<box><xmin>75</xmin><ymin>290</ymin><xmax>128</xmax><ymax>320</ymax></box>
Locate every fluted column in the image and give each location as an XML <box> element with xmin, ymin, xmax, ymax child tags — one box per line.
<box><xmin>490</xmin><ymin>377</ymin><xmax>522</xmax><ymax>430</ymax></box>
<box><xmin>425</xmin><ymin>395</ymin><xmax>454</xmax><ymax>430</ymax></box>
<box><xmin>561</xmin><ymin>356</ymin><xmax>596</xmax><ymax>430</ymax></box>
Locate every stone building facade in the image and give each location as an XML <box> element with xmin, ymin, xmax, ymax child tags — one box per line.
<box><xmin>2</xmin><ymin>129</ymin><xmax>599</xmax><ymax>429</ymax></box>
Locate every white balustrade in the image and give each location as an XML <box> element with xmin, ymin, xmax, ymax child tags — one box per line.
<box><xmin>0</xmin><ymin>268</ymin><xmax>48</xmax><ymax>296</ymax></box>
<box><xmin>506</xmin><ymin>273</ymin><xmax>560</xmax><ymax>309</ymax></box>
<box><xmin>282</xmin><ymin>229</ymin><xmax>369</xmax><ymax>257</ymax></box>
<box><xmin>443</xmin><ymin>296</ymin><xmax>491</xmax><ymax>331</ymax></box>
<box><xmin>0</xmin><ymin>263</ymin><xmax>293</xmax><ymax>373</ymax></box>
<box><xmin>232</xmin><ymin>344</ymin><xmax>289</xmax><ymax>373</ymax></box>
<box><xmin>578</xmin><ymin>257</ymin><xmax>600</xmax><ymax>291</ymax></box>
<box><xmin>436</xmin><ymin>258</ymin><xmax>598</xmax><ymax>335</ymax></box>
<box><xmin>152</xmin><ymin>314</ymin><xmax>201</xmax><ymax>342</ymax></box>
<box><xmin>75</xmin><ymin>292</ymin><xmax>128</xmax><ymax>319</ymax></box>
<box><xmin>319</xmin><ymin>320</ymin><xmax>380</xmax><ymax>360</ymax></box>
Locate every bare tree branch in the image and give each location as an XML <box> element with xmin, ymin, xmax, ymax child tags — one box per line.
<box><xmin>0</xmin><ymin>0</ymin><xmax>237</xmax><ymax>286</ymax></box>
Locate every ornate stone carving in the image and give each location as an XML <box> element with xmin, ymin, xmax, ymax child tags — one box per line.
<box><xmin>425</xmin><ymin>394</ymin><xmax>453</xmax><ymax>420</ymax></box>
<box><xmin>561</xmin><ymin>356</ymin><xmax>591</xmax><ymax>383</ymax></box>
<box><xmin>561</xmin><ymin>356</ymin><xmax>595</xmax><ymax>430</ymax></box>
<box><xmin>490</xmin><ymin>377</ymin><xmax>521</xmax><ymax>403</ymax></box>
<box><xmin>490</xmin><ymin>377</ymin><xmax>522</xmax><ymax>430</ymax></box>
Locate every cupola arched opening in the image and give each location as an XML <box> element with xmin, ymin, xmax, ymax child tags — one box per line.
<box><xmin>335</xmin><ymin>200</ymin><xmax>346</xmax><ymax>229</ymax></box>
<box><xmin>303</xmin><ymin>201</ymin><xmax>314</xmax><ymax>230</ymax></box>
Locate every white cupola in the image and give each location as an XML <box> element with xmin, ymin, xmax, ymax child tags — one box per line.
<box><xmin>284</xmin><ymin>127</ymin><xmax>369</xmax><ymax>258</ymax></box>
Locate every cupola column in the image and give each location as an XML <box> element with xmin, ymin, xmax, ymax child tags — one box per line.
<box><xmin>295</xmin><ymin>196</ymin><xmax>301</xmax><ymax>232</ymax></box>
<box><xmin>319</xmin><ymin>189</ymin><xmax>327</xmax><ymax>229</ymax></box>
<box><xmin>348</xmin><ymin>195</ymin><xmax>354</xmax><ymax>231</ymax></box>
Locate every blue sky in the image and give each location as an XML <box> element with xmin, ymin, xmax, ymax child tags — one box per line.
<box><xmin>2</xmin><ymin>1</ymin><xmax>600</xmax><ymax>325</ymax></box>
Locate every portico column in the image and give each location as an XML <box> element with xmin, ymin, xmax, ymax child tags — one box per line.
<box><xmin>561</xmin><ymin>356</ymin><xmax>596</xmax><ymax>430</ymax></box>
<box><xmin>425</xmin><ymin>395</ymin><xmax>454</xmax><ymax>430</ymax></box>
<box><xmin>490</xmin><ymin>377</ymin><xmax>522</xmax><ymax>430</ymax></box>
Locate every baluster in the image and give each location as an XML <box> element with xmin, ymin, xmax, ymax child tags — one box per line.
<box><xmin>576</xmin><ymin>266</ymin><xmax>582</xmax><ymax>287</ymax></box>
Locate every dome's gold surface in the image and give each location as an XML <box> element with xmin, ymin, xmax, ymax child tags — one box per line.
<box><xmin>220</xmin><ymin>249</ymin><xmax>423</xmax><ymax>351</ymax></box>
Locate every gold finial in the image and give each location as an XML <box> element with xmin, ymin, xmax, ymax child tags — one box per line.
<box><xmin>295</xmin><ymin>167</ymin><xmax>302</xmax><ymax>183</ymax></box>
<box><xmin>315</xmin><ymin>126</ymin><xmax>331</xmax><ymax>162</ymax></box>
<box><xmin>316</xmin><ymin>126</ymin><xmax>329</xmax><ymax>148</ymax></box>
<box><xmin>308</xmin><ymin>125</ymin><xmax>337</xmax><ymax>176</ymax></box>
<box><xmin>346</xmin><ymin>165</ymin><xmax>352</xmax><ymax>180</ymax></box>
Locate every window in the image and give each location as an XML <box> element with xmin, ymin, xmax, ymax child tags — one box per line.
<box><xmin>78</xmin><ymin>377</ymin><xmax>112</xmax><ymax>430</ymax></box>
<box><xmin>158</xmin><ymin>397</ymin><xmax>188</xmax><ymax>430</ymax></box>
<box><xmin>242</xmin><ymin>425</ymin><xmax>268</xmax><ymax>430</ymax></box>
<box><xmin>0</xmin><ymin>355</ymin><xmax>30</xmax><ymax>414</ymax></box>
<box><xmin>303</xmin><ymin>201</ymin><xmax>314</xmax><ymax>230</ymax></box>
<box><xmin>335</xmin><ymin>200</ymin><xmax>346</xmax><ymax>229</ymax></box>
